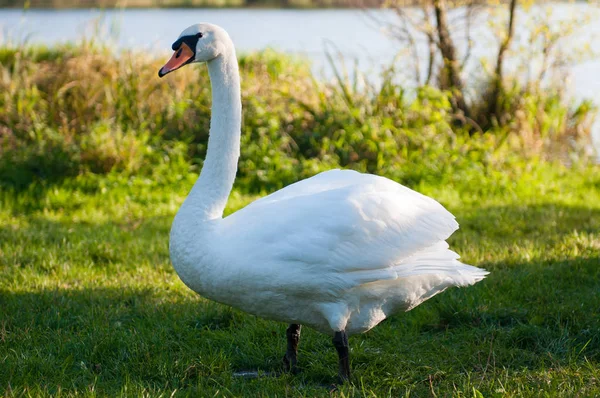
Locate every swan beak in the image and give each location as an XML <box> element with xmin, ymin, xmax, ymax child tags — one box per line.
<box><xmin>158</xmin><ymin>43</ymin><xmax>195</xmax><ymax>77</ymax></box>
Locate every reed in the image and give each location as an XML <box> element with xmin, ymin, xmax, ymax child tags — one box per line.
<box><xmin>0</xmin><ymin>44</ymin><xmax>596</xmax><ymax>192</ymax></box>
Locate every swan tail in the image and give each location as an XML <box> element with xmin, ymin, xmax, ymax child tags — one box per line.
<box><xmin>347</xmin><ymin>241</ymin><xmax>487</xmax><ymax>314</ymax></box>
<box><xmin>386</xmin><ymin>240</ymin><xmax>488</xmax><ymax>311</ymax></box>
<box><xmin>348</xmin><ymin>241</ymin><xmax>488</xmax><ymax>286</ymax></box>
<box><xmin>394</xmin><ymin>241</ymin><xmax>488</xmax><ymax>284</ymax></box>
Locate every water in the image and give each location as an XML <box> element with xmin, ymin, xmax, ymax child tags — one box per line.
<box><xmin>1</xmin><ymin>7</ymin><xmax>599</xmax><ymax>149</ymax></box>
<box><xmin>0</xmin><ymin>9</ymin><xmax>401</xmax><ymax>66</ymax></box>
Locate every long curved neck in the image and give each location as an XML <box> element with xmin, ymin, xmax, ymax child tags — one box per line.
<box><xmin>182</xmin><ymin>46</ymin><xmax>241</xmax><ymax>221</ymax></box>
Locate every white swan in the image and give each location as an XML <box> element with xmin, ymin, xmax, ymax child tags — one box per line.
<box><xmin>159</xmin><ymin>23</ymin><xmax>488</xmax><ymax>382</ymax></box>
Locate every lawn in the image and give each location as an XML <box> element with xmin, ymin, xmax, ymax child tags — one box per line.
<box><xmin>1</xmin><ymin>162</ymin><xmax>599</xmax><ymax>397</ymax></box>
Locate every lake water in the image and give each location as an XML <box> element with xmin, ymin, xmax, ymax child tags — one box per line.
<box><xmin>1</xmin><ymin>6</ymin><xmax>599</xmax><ymax>149</ymax></box>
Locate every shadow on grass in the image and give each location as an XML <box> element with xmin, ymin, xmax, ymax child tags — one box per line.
<box><xmin>415</xmin><ymin>255</ymin><xmax>598</xmax><ymax>354</ymax></box>
<box><xmin>1</xmin><ymin>202</ymin><xmax>599</xmax><ymax>394</ymax></box>
<box><xmin>0</xmin><ymin>287</ymin><xmax>271</xmax><ymax>392</ymax></box>
<box><xmin>459</xmin><ymin>202</ymin><xmax>600</xmax><ymax>243</ymax></box>
<box><xmin>1</xmin><ymin>256</ymin><xmax>599</xmax><ymax>394</ymax></box>
<box><xmin>0</xmin><ymin>215</ymin><xmax>173</xmax><ymax>270</ymax></box>
<box><xmin>0</xmin><ymin>286</ymin><xmax>345</xmax><ymax>394</ymax></box>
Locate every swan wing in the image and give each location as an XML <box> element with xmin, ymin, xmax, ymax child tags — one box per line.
<box><xmin>243</xmin><ymin>168</ymin><xmax>367</xmax><ymax>205</ymax></box>
<box><xmin>220</xmin><ymin>169</ymin><xmax>463</xmax><ymax>287</ymax></box>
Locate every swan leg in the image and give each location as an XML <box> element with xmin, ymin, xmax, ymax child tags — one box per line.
<box><xmin>282</xmin><ymin>324</ymin><xmax>301</xmax><ymax>373</ymax></box>
<box><xmin>332</xmin><ymin>330</ymin><xmax>350</xmax><ymax>382</ymax></box>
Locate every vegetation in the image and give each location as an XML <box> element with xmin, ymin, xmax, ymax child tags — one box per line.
<box><xmin>0</xmin><ymin>41</ymin><xmax>599</xmax><ymax>395</ymax></box>
<box><xmin>381</xmin><ymin>0</ymin><xmax>599</xmax><ymax>131</ymax></box>
<box><xmin>0</xmin><ymin>45</ymin><xmax>595</xmax><ymax>192</ymax></box>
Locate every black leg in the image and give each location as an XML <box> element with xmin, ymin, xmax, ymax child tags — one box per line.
<box><xmin>332</xmin><ymin>330</ymin><xmax>350</xmax><ymax>382</ymax></box>
<box><xmin>282</xmin><ymin>324</ymin><xmax>301</xmax><ymax>374</ymax></box>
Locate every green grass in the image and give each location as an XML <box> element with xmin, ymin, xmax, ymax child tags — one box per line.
<box><xmin>1</xmin><ymin>162</ymin><xmax>599</xmax><ymax>397</ymax></box>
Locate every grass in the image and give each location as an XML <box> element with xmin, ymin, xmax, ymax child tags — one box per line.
<box><xmin>1</xmin><ymin>161</ymin><xmax>599</xmax><ymax>397</ymax></box>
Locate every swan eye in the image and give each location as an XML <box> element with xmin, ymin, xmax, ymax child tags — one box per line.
<box><xmin>171</xmin><ymin>34</ymin><xmax>201</xmax><ymax>51</ymax></box>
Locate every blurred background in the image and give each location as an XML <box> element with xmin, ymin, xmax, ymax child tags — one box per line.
<box><xmin>0</xmin><ymin>0</ymin><xmax>599</xmax><ymax>191</ymax></box>
<box><xmin>0</xmin><ymin>0</ymin><xmax>599</xmax><ymax>189</ymax></box>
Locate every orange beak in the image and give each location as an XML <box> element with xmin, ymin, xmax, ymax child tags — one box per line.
<box><xmin>158</xmin><ymin>43</ymin><xmax>195</xmax><ymax>77</ymax></box>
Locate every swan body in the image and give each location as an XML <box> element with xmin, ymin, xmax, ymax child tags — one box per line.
<box><xmin>160</xmin><ymin>23</ymin><xmax>487</xmax><ymax>380</ymax></box>
<box><xmin>171</xmin><ymin>169</ymin><xmax>487</xmax><ymax>335</ymax></box>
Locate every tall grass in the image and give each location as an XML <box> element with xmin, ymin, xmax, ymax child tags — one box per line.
<box><xmin>0</xmin><ymin>44</ymin><xmax>596</xmax><ymax>193</ymax></box>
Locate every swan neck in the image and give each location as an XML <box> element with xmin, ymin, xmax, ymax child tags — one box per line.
<box><xmin>184</xmin><ymin>47</ymin><xmax>241</xmax><ymax>221</ymax></box>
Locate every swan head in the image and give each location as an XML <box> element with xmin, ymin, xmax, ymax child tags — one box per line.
<box><xmin>158</xmin><ymin>23</ymin><xmax>231</xmax><ymax>77</ymax></box>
